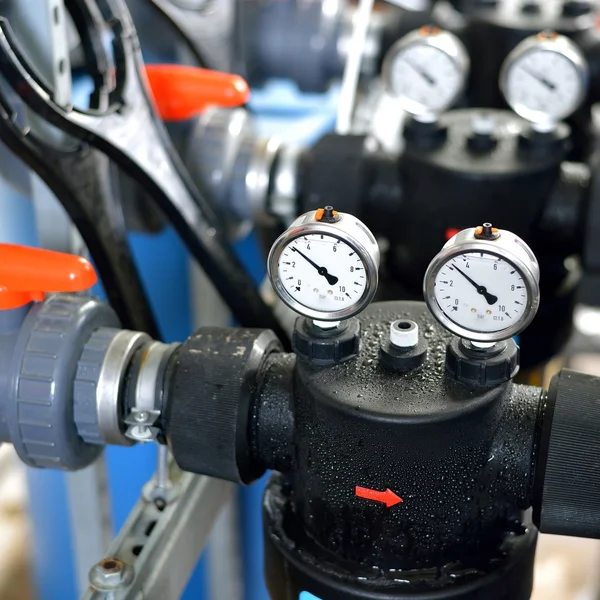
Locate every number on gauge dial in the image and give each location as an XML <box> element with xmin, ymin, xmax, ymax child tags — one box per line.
<box><xmin>277</xmin><ymin>234</ymin><xmax>367</xmax><ymax>312</ymax></box>
<box><xmin>433</xmin><ymin>252</ymin><xmax>528</xmax><ymax>334</ymax></box>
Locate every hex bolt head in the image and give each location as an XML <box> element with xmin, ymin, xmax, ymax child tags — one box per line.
<box><xmin>89</xmin><ymin>558</ymin><xmax>134</xmax><ymax>593</ymax></box>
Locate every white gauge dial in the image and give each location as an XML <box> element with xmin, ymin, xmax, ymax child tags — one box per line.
<box><xmin>268</xmin><ymin>209</ymin><xmax>380</xmax><ymax>321</ymax></box>
<box><xmin>277</xmin><ymin>234</ymin><xmax>367</xmax><ymax>312</ymax></box>
<box><xmin>433</xmin><ymin>252</ymin><xmax>528</xmax><ymax>334</ymax></box>
<box><xmin>388</xmin><ymin>45</ymin><xmax>462</xmax><ymax>113</ymax></box>
<box><xmin>424</xmin><ymin>226</ymin><xmax>540</xmax><ymax>343</ymax></box>
<box><xmin>501</xmin><ymin>33</ymin><xmax>588</xmax><ymax>130</ymax></box>
<box><xmin>383</xmin><ymin>28</ymin><xmax>469</xmax><ymax>121</ymax></box>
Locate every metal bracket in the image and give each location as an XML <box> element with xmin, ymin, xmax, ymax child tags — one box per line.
<box><xmin>125</xmin><ymin>409</ymin><xmax>161</xmax><ymax>443</ymax></box>
<box><xmin>82</xmin><ymin>464</ymin><xmax>234</xmax><ymax>600</ymax></box>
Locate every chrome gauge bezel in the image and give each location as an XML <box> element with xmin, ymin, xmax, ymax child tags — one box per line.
<box><xmin>423</xmin><ymin>230</ymin><xmax>540</xmax><ymax>343</ymax></box>
<box><xmin>382</xmin><ymin>27</ymin><xmax>470</xmax><ymax>121</ymax></box>
<box><xmin>267</xmin><ymin>213</ymin><xmax>380</xmax><ymax>322</ymax></box>
<box><xmin>500</xmin><ymin>33</ymin><xmax>588</xmax><ymax>130</ymax></box>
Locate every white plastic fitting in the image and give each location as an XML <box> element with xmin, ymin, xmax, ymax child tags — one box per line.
<box><xmin>390</xmin><ymin>320</ymin><xmax>419</xmax><ymax>348</ymax></box>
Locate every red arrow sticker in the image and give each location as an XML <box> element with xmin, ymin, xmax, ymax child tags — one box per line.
<box><xmin>355</xmin><ymin>486</ymin><xmax>403</xmax><ymax>508</ymax></box>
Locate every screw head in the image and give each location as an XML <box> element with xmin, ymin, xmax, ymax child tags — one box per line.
<box><xmin>134</xmin><ymin>411</ymin><xmax>149</xmax><ymax>423</ymax></box>
<box><xmin>89</xmin><ymin>558</ymin><xmax>134</xmax><ymax>592</ymax></box>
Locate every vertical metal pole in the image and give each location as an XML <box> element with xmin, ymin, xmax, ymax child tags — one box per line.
<box><xmin>156</xmin><ymin>445</ymin><xmax>169</xmax><ymax>492</ymax></box>
<box><xmin>335</xmin><ymin>0</ymin><xmax>376</xmax><ymax>135</ymax></box>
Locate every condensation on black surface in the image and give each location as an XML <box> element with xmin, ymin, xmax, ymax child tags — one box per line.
<box><xmin>251</xmin><ymin>353</ymin><xmax>297</xmax><ymax>474</ymax></box>
<box><xmin>263</xmin><ymin>474</ymin><xmax>537</xmax><ymax>596</ymax></box>
<box><xmin>283</xmin><ymin>300</ymin><xmax>541</xmax><ymax>575</ymax></box>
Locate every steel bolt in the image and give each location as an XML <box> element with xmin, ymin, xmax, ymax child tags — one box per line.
<box><xmin>89</xmin><ymin>557</ymin><xmax>134</xmax><ymax>597</ymax></box>
<box><xmin>125</xmin><ymin>409</ymin><xmax>161</xmax><ymax>443</ymax></box>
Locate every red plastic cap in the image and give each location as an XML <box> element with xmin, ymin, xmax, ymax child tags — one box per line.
<box><xmin>145</xmin><ymin>64</ymin><xmax>250</xmax><ymax>121</ymax></box>
<box><xmin>0</xmin><ymin>244</ymin><xmax>97</xmax><ymax>310</ymax></box>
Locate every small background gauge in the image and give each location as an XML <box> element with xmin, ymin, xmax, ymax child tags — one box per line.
<box><xmin>424</xmin><ymin>224</ymin><xmax>540</xmax><ymax>343</ymax></box>
<box><xmin>500</xmin><ymin>31</ymin><xmax>588</xmax><ymax>131</ymax></box>
<box><xmin>267</xmin><ymin>207</ymin><xmax>380</xmax><ymax>322</ymax></box>
<box><xmin>382</xmin><ymin>26</ymin><xmax>470</xmax><ymax>122</ymax></box>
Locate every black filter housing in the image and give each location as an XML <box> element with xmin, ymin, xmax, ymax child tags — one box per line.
<box><xmin>263</xmin><ymin>475</ymin><xmax>538</xmax><ymax>600</ymax></box>
<box><xmin>258</xmin><ymin>301</ymin><xmax>543</xmax><ymax>599</ymax></box>
<box><xmin>460</xmin><ymin>4</ymin><xmax>594</xmax><ymax>110</ymax></box>
<box><xmin>395</xmin><ymin>110</ymin><xmax>569</xmax><ymax>290</ymax></box>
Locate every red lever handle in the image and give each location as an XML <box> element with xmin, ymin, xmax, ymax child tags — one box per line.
<box><xmin>145</xmin><ymin>64</ymin><xmax>250</xmax><ymax>121</ymax></box>
<box><xmin>0</xmin><ymin>244</ymin><xmax>97</xmax><ymax>310</ymax></box>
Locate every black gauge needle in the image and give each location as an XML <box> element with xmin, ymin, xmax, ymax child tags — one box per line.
<box><xmin>404</xmin><ymin>58</ymin><xmax>436</xmax><ymax>86</ymax></box>
<box><xmin>452</xmin><ymin>265</ymin><xmax>498</xmax><ymax>305</ymax></box>
<box><xmin>291</xmin><ymin>247</ymin><xmax>339</xmax><ymax>286</ymax></box>
<box><xmin>521</xmin><ymin>66</ymin><xmax>556</xmax><ymax>91</ymax></box>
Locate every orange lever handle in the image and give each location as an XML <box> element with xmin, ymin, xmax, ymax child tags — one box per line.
<box><xmin>0</xmin><ymin>244</ymin><xmax>97</xmax><ymax>310</ymax></box>
<box><xmin>145</xmin><ymin>64</ymin><xmax>250</xmax><ymax>121</ymax></box>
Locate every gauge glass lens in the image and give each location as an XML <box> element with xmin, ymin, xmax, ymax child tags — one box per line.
<box><xmin>389</xmin><ymin>44</ymin><xmax>462</xmax><ymax>113</ymax></box>
<box><xmin>277</xmin><ymin>234</ymin><xmax>367</xmax><ymax>312</ymax></box>
<box><xmin>433</xmin><ymin>251</ymin><xmax>528</xmax><ymax>334</ymax></box>
<box><xmin>505</xmin><ymin>49</ymin><xmax>582</xmax><ymax>122</ymax></box>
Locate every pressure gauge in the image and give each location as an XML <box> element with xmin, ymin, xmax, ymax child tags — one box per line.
<box><xmin>267</xmin><ymin>207</ymin><xmax>380</xmax><ymax>321</ymax></box>
<box><xmin>500</xmin><ymin>32</ymin><xmax>588</xmax><ymax>131</ymax></box>
<box><xmin>382</xmin><ymin>26</ymin><xmax>469</xmax><ymax>122</ymax></box>
<box><xmin>424</xmin><ymin>224</ymin><xmax>540</xmax><ymax>343</ymax></box>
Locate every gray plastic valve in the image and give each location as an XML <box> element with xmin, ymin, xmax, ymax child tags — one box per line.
<box><xmin>0</xmin><ymin>294</ymin><xmax>119</xmax><ymax>469</ymax></box>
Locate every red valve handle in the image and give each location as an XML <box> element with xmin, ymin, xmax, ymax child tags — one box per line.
<box><xmin>0</xmin><ymin>244</ymin><xmax>97</xmax><ymax>310</ymax></box>
<box><xmin>145</xmin><ymin>64</ymin><xmax>250</xmax><ymax>122</ymax></box>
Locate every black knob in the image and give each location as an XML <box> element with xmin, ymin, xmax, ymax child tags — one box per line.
<box><xmin>467</xmin><ymin>131</ymin><xmax>498</xmax><ymax>153</ymax></box>
<box><xmin>292</xmin><ymin>317</ymin><xmax>360</xmax><ymax>365</ymax></box>
<box><xmin>403</xmin><ymin>118</ymin><xmax>447</xmax><ymax>150</ymax></box>
<box><xmin>534</xmin><ymin>369</ymin><xmax>600</xmax><ymax>538</ymax></box>
<box><xmin>446</xmin><ymin>338</ymin><xmax>519</xmax><ymax>387</ymax></box>
<box><xmin>379</xmin><ymin>320</ymin><xmax>428</xmax><ymax>373</ymax></box>
<box><xmin>164</xmin><ymin>328</ymin><xmax>282</xmax><ymax>483</ymax></box>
